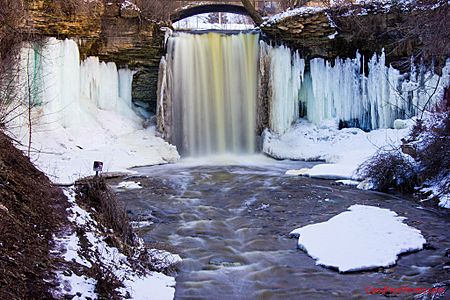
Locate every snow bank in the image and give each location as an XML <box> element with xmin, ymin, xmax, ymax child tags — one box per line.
<box><xmin>264</xmin><ymin>119</ymin><xmax>409</xmax><ymax>179</ymax></box>
<box><xmin>9</xmin><ymin>38</ymin><xmax>179</xmax><ymax>185</ymax></box>
<box><xmin>53</xmin><ymin>188</ymin><xmax>179</xmax><ymax>299</ymax></box>
<box><xmin>290</xmin><ymin>205</ymin><xmax>426</xmax><ymax>272</ymax></box>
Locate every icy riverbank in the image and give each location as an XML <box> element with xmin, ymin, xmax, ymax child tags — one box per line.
<box><xmin>263</xmin><ymin>118</ymin><xmax>409</xmax><ymax>179</ymax></box>
<box><xmin>53</xmin><ymin>187</ymin><xmax>180</xmax><ymax>299</ymax></box>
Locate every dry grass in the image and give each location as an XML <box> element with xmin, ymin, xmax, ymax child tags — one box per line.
<box><xmin>0</xmin><ymin>132</ymin><xmax>68</xmax><ymax>299</ymax></box>
<box><xmin>75</xmin><ymin>176</ymin><xmax>135</xmax><ymax>247</ymax></box>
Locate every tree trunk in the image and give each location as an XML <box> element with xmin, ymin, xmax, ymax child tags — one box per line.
<box><xmin>240</xmin><ymin>0</ymin><xmax>263</xmax><ymax>26</ymax></box>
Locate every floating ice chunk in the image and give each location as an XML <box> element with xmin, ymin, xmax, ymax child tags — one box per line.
<box><xmin>117</xmin><ymin>181</ymin><xmax>143</xmax><ymax>190</ymax></box>
<box><xmin>290</xmin><ymin>205</ymin><xmax>426</xmax><ymax>272</ymax></box>
<box><xmin>285</xmin><ymin>168</ymin><xmax>310</xmax><ymax>176</ymax></box>
<box><xmin>335</xmin><ymin>180</ymin><xmax>360</xmax><ymax>186</ymax></box>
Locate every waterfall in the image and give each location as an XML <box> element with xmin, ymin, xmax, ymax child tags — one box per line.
<box><xmin>159</xmin><ymin>33</ymin><xmax>449</xmax><ymax>157</ymax></box>
<box><xmin>162</xmin><ymin>32</ymin><xmax>260</xmax><ymax>157</ymax></box>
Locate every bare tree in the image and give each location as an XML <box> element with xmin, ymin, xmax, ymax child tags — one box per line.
<box><xmin>0</xmin><ymin>0</ymin><xmax>25</xmax><ymax>129</ymax></box>
<box><xmin>240</xmin><ymin>0</ymin><xmax>264</xmax><ymax>25</ymax></box>
<box><xmin>134</xmin><ymin>0</ymin><xmax>178</xmax><ymax>21</ymax></box>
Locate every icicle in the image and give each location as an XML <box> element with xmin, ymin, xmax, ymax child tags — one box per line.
<box><xmin>260</xmin><ymin>43</ymin><xmax>304</xmax><ymax>134</ymax></box>
<box><xmin>301</xmin><ymin>50</ymin><xmax>449</xmax><ymax>130</ymax></box>
<box><xmin>17</xmin><ymin>38</ymin><xmax>136</xmax><ymax>130</ymax></box>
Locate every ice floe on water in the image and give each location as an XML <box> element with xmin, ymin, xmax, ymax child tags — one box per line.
<box><xmin>290</xmin><ymin>205</ymin><xmax>426</xmax><ymax>272</ymax></box>
<box><xmin>116</xmin><ymin>181</ymin><xmax>143</xmax><ymax>190</ymax></box>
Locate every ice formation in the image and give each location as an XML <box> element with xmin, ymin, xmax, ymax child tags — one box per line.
<box><xmin>260</xmin><ymin>42</ymin><xmax>305</xmax><ymax>134</ymax></box>
<box><xmin>302</xmin><ymin>52</ymin><xmax>450</xmax><ymax>130</ymax></box>
<box><xmin>9</xmin><ymin>38</ymin><xmax>179</xmax><ymax>184</ymax></box>
<box><xmin>16</xmin><ymin>38</ymin><xmax>137</xmax><ymax>130</ymax></box>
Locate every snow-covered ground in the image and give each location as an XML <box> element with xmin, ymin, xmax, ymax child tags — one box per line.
<box><xmin>264</xmin><ymin>118</ymin><xmax>410</xmax><ymax>180</ymax></box>
<box><xmin>290</xmin><ymin>205</ymin><xmax>426</xmax><ymax>272</ymax></box>
<box><xmin>11</xmin><ymin>109</ymin><xmax>179</xmax><ymax>185</ymax></box>
<box><xmin>53</xmin><ymin>188</ymin><xmax>180</xmax><ymax>299</ymax></box>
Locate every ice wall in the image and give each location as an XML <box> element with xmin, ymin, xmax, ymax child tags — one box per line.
<box><xmin>260</xmin><ymin>42</ymin><xmax>304</xmax><ymax>134</ymax></box>
<box><xmin>303</xmin><ymin>51</ymin><xmax>450</xmax><ymax>130</ymax></box>
<box><xmin>18</xmin><ymin>38</ymin><xmax>136</xmax><ymax>130</ymax></box>
<box><xmin>163</xmin><ymin>32</ymin><xmax>260</xmax><ymax>156</ymax></box>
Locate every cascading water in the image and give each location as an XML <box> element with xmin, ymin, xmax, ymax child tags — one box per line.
<box><xmin>159</xmin><ymin>32</ymin><xmax>304</xmax><ymax>156</ymax></box>
<box><xmin>162</xmin><ymin>31</ymin><xmax>260</xmax><ymax>157</ymax></box>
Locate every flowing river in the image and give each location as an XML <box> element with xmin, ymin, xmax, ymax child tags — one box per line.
<box><xmin>112</xmin><ymin>158</ymin><xmax>449</xmax><ymax>299</ymax></box>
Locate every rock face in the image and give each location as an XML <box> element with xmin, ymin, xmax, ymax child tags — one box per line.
<box><xmin>261</xmin><ymin>9</ymin><xmax>336</xmax><ymax>59</ymax></box>
<box><xmin>25</xmin><ymin>0</ymin><xmax>166</xmax><ymax>112</ymax></box>
<box><xmin>260</xmin><ymin>3</ymin><xmax>448</xmax><ymax>71</ymax></box>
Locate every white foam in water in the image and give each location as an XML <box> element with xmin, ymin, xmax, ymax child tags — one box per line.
<box><xmin>303</xmin><ymin>51</ymin><xmax>450</xmax><ymax>130</ymax></box>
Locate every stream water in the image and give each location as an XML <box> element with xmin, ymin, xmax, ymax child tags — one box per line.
<box><xmin>112</xmin><ymin>158</ymin><xmax>450</xmax><ymax>299</ymax></box>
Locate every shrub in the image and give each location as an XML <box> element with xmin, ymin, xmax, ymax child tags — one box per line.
<box><xmin>413</xmin><ymin>112</ymin><xmax>450</xmax><ymax>181</ymax></box>
<box><xmin>357</xmin><ymin>150</ymin><xmax>419</xmax><ymax>192</ymax></box>
<box><xmin>134</xmin><ymin>0</ymin><xmax>178</xmax><ymax>21</ymax></box>
<box><xmin>75</xmin><ymin>176</ymin><xmax>135</xmax><ymax>246</ymax></box>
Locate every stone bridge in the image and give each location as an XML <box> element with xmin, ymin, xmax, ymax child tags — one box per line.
<box><xmin>171</xmin><ymin>1</ymin><xmax>283</xmax><ymax>22</ymax></box>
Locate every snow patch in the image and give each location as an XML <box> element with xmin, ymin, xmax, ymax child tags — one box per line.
<box><xmin>53</xmin><ymin>188</ymin><xmax>179</xmax><ymax>299</ymax></box>
<box><xmin>265</xmin><ymin>119</ymin><xmax>410</xmax><ymax>180</ymax></box>
<box><xmin>290</xmin><ymin>205</ymin><xmax>426</xmax><ymax>272</ymax></box>
<box><xmin>116</xmin><ymin>181</ymin><xmax>143</xmax><ymax>190</ymax></box>
<box><xmin>55</xmin><ymin>273</ymin><xmax>97</xmax><ymax>300</ymax></box>
<box><xmin>262</xmin><ymin>7</ymin><xmax>326</xmax><ymax>26</ymax></box>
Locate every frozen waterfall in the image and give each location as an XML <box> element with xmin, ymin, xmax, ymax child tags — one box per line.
<box><xmin>16</xmin><ymin>38</ymin><xmax>136</xmax><ymax>131</ymax></box>
<box><xmin>303</xmin><ymin>51</ymin><xmax>450</xmax><ymax>130</ymax></box>
<box><xmin>159</xmin><ymin>32</ymin><xmax>306</xmax><ymax>156</ymax></box>
<box><xmin>260</xmin><ymin>42</ymin><xmax>304</xmax><ymax>134</ymax></box>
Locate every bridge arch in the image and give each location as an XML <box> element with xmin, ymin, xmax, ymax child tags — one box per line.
<box><xmin>171</xmin><ymin>4</ymin><xmax>252</xmax><ymax>23</ymax></box>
